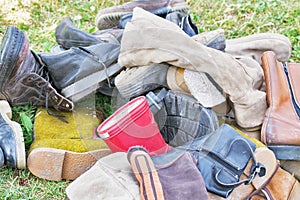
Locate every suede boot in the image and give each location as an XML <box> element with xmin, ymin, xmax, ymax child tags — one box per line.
<box><xmin>27</xmin><ymin>101</ymin><xmax>111</xmax><ymax>181</ymax></box>
<box><xmin>261</xmin><ymin>51</ymin><xmax>300</xmax><ymax>160</ymax></box>
<box><xmin>128</xmin><ymin>146</ymin><xmax>209</xmax><ymax>200</ymax></box>
<box><xmin>118</xmin><ymin>8</ymin><xmax>266</xmax><ymax>129</ymax></box>
<box><xmin>225</xmin><ymin>33</ymin><xmax>291</xmax><ymax>65</ymax></box>
<box><xmin>0</xmin><ymin>26</ymin><xmax>73</xmax><ymax>112</ymax></box>
<box><xmin>66</xmin><ymin>152</ymin><xmax>141</xmax><ymax>200</ymax></box>
<box><xmin>39</xmin><ymin>42</ymin><xmax>122</xmax><ymax>102</ymax></box>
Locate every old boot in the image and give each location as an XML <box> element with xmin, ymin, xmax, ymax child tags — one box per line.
<box><xmin>115</xmin><ymin>63</ymin><xmax>170</xmax><ymax>99</ymax></box>
<box><xmin>115</xmin><ymin>28</ymin><xmax>227</xmax><ymax>100</ymax></box>
<box><xmin>225</xmin><ymin>33</ymin><xmax>291</xmax><ymax>65</ymax></box>
<box><xmin>0</xmin><ymin>148</ymin><xmax>4</xmax><ymax>168</ymax></box>
<box><xmin>119</xmin><ymin>8</ymin><xmax>266</xmax><ymax>129</ymax></box>
<box><xmin>0</xmin><ymin>100</ymin><xmax>25</xmax><ymax>169</ymax></box>
<box><xmin>55</xmin><ymin>17</ymin><xmax>123</xmax><ymax>49</ymax></box>
<box><xmin>39</xmin><ymin>42</ymin><xmax>122</xmax><ymax>102</ymax></box>
<box><xmin>66</xmin><ymin>152</ymin><xmax>140</xmax><ymax>200</ymax></box>
<box><xmin>95</xmin><ymin>0</ymin><xmax>189</xmax><ymax>30</ymax></box>
<box><xmin>261</xmin><ymin>51</ymin><xmax>300</xmax><ymax>160</ymax></box>
<box><xmin>27</xmin><ymin>101</ymin><xmax>111</xmax><ymax>181</ymax></box>
<box><xmin>0</xmin><ymin>26</ymin><xmax>73</xmax><ymax>112</ymax></box>
<box><xmin>146</xmin><ymin>88</ymin><xmax>219</xmax><ymax>147</ymax></box>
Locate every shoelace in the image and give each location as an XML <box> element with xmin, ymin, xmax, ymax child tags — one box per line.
<box><xmin>31</xmin><ymin>52</ymin><xmax>68</xmax><ymax>123</ymax></box>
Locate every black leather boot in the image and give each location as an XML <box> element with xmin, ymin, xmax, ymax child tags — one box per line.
<box><xmin>40</xmin><ymin>42</ymin><xmax>122</xmax><ymax>102</ymax></box>
<box><xmin>55</xmin><ymin>17</ymin><xmax>123</xmax><ymax>49</ymax></box>
<box><xmin>0</xmin><ymin>100</ymin><xmax>26</xmax><ymax>169</ymax></box>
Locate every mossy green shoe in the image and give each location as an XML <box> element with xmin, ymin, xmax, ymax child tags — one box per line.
<box><xmin>27</xmin><ymin>106</ymin><xmax>111</xmax><ymax>181</ymax></box>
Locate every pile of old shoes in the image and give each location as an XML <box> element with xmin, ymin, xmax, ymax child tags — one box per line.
<box><xmin>0</xmin><ymin>100</ymin><xmax>26</xmax><ymax>169</ymax></box>
<box><xmin>1</xmin><ymin>0</ymin><xmax>299</xmax><ymax>199</ymax></box>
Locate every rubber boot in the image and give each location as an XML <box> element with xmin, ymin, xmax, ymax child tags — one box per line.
<box><xmin>97</xmin><ymin>96</ymin><xmax>172</xmax><ymax>156</ymax></box>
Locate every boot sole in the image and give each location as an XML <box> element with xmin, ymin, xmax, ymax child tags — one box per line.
<box><xmin>0</xmin><ymin>26</ymin><xmax>29</xmax><ymax>98</ymax></box>
<box><xmin>268</xmin><ymin>145</ymin><xmax>300</xmax><ymax>160</ymax></box>
<box><xmin>96</xmin><ymin>4</ymin><xmax>189</xmax><ymax>30</ymax></box>
<box><xmin>27</xmin><ymin>147</ymin><xmax>111</xmax><ymax>181</ymax></box>
<box><xmin>61</xmin><ymin>63</ymin><xmax>122</xmax><ymax>102</ymax></box>
<box><xmin>0</xmin><ymin>100</ymin><xmax>26</xmax><ymax>169</ymax></box>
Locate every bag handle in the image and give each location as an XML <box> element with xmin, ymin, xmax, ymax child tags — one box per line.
<box><xmin>215</xmin><ymin>138</ymin><xmax>266</xmax><ymax>187</ymax></box>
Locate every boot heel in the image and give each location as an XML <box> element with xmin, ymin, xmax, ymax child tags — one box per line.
<box><xmin>9</xmin><ymin>120</ymin><xmax>26</xmax><ymax>169</ymax></box>
<box><xmin>0</xmin><ymin>100</ymin><xmax>26</xmax><ymax>169</ymax></box>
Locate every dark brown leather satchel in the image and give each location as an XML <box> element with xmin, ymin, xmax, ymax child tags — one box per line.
<box><xmin>261</xmin><ymin>51</ymin><xmax>300</xmax><ymax>160</ymax></box>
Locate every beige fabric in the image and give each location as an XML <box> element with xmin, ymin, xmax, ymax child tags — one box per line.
<box><xmin>119</xmin><ymin>7</ymin><xmax>266</xmax><ymax>129</ymax></box>
<box><xmin>66</xmin><ymin>152</ymin><xmax>140</xmax><ymax>200</ymax></box>
<box><xmin>225</xmin><ymin>33</ymin><xmax>292</xmax><ymax>65</ymax></box>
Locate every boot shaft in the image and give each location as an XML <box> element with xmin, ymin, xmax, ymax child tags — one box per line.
<box><xmin>261</xmin><ymin>51</ymin><xmax>300</xmax><ymax>146</ymax></box>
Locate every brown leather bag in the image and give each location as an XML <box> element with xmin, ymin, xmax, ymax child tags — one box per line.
<box><xmin>261</xmin><ymin>51</ymin><xmax>300</xmax><ymax>160</ymax></box>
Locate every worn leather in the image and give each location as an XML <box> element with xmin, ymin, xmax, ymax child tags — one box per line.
<box><xmin>96</xmin><ymin>0</ymin><xmax>188</xmax><ymax>16</ymax></box>
<box><xmin>55</xmin><ymin>17</ymin><xmax>103</xmax><ymax>49</ymax></box>
<box><xmin>152</xmin><ymin>148</ymin><xmax>209</xmax><ymax>200</ymax></box>
<box><xmin>261</xmin><ymin>51</ymin><xmax>300</xmax><ymax>146</ymax></box>
<box><xmin>208</xmin><ymin>147</ymin><xmax>300</xmax><ymax>200</ymax></box>
<box><xmin>95</xmin><ymin>0</ymin><xmax>189</xmax><ymax>30</ymax></box>
<box><xmin>0</xmin><ymin>26</ymin><xmax>73</xmax><ymax>111</ymax></box>
<box><xmin>177</xmin><ymin>124</ymin><xmax>256</xmax><ymax>198</ymax></box>
<box><xmin>55</xmin><ymin>17</ymin><xmax>122</xmax><ymax>49</ymax></box>
<box><xmin>40</xmin><ymin>43</ymin><xmax>120</xmax><ymax>90</ymax></box>
<box><xmin>146</xmin><ymin>89</ymin><xmax>219</xmax><ymax>147</ymax></box>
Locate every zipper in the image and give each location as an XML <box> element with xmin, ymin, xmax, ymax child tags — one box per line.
<box><xmin>283</xmin><ymin>63</ymin><xmax>300</xmax><ymax>119</ymax></box>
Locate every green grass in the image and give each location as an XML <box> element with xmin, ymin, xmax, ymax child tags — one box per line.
<box><xmin>0</xmin><ymin>0</ymin><xmax>299</xmax><ymax>199</ymax></box>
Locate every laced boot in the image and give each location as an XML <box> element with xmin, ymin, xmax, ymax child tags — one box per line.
<box><xmin>40</xmin><ymin>42</ymin><xmax>121</xmax><ymax>102</ymax></box>
<box><xmin>0</xmin><ymin>26</ymin><xmax>73</xmax><ymax>112</ymax></box>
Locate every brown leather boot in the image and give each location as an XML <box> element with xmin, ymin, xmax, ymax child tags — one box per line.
<box><xmin>261</xmin><ymin>51</ymin><xmax>300</xmax><ymax>160</ymax></box>
<box><xmin>0</xmin><ymin>26</ymin><xmax>73</xmax><ymax>112</ymax></box>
